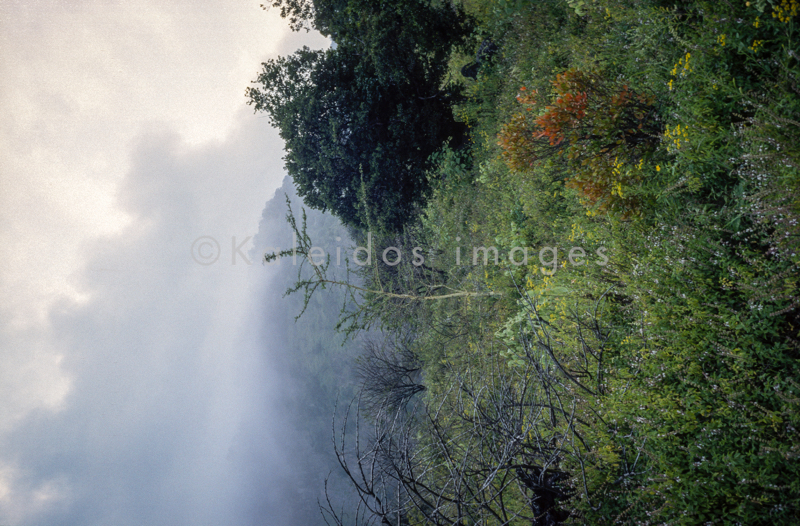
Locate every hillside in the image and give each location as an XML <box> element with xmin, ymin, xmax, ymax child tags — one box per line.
<box><xmin>253</xmin><ymin>1</ymin><xmax>800</xmax><ymax>524</ymax></box>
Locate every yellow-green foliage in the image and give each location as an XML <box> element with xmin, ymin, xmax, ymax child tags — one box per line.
<box><xmin>328</xmin><ymin>0</ymin><xmax>800</xmax><ymax>523</ymax></box>
<box><xmin>437</xmin><ymin>0</ymin><xmax>800</xmax><ymax>523</ymax></box>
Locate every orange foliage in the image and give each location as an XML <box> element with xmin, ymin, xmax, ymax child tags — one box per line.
<box><xmin>498</xmin><ymin>69</ymin><xmax>659</xmax><ymax>216</ymax></box>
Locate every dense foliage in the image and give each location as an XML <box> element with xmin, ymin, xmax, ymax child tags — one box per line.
<box><xmin>248</xmin><ymin>0</ymin><xmax>472</xmax><ymax>232</ymax></box>
<box><xmin>257</xmin><ymin>0</ymin><xmax>800</xmax><ymax>524</ymax></box>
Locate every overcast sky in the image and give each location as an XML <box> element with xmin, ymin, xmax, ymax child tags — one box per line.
<box><xmin>0</xmin><ymin>2</ymin><xmax>330</xmax><ymax>524</ymax></box>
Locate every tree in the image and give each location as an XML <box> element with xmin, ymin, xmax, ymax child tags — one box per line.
<box><xmin>356</xmin><ymin>334</ymin><xmax>425</xmax><ymax>417</ymax></box>
<box><xmin>248</xmin><ymin>0</ymin><xmax>473</xmax><ymax>231</ymax></box>
<box><xmin>319</xmin><ymin>280</ymin><xmax>628</xmax><ymax>526</ymax></box>
<box><xmin>263</xmin><ymin>198</ymin><xmax>499</xmax><ymax>337</ymax></box>
<box><xmin>498</xmin><ymin>69</ymin><xmax>662</xmax><ymax>216</ymax></box>
<box><xmin>322</xmin><ymin>353</ymin><xmax>581</xmax><ymax>525</ymax></box>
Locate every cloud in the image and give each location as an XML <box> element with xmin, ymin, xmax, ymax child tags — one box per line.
<box><xmin>0</xmin><ymin>2</ymin><xmax>337</xmax><ymax>522</ymax></box>
<box><xmin>0</xmin><ymin>111</ymin><xmax>295</xmax><ymax>525</ymax></box>
<box><xmin>0</xmin><ymin>0</ymin><xmax>329</xmax><ymax>335</ymax></box>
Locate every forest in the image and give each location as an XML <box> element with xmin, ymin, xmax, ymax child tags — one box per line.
<box><xmin>249</xmin><ymin>0</ymin><xmax>800</xmax><ymax>524</ymax></box>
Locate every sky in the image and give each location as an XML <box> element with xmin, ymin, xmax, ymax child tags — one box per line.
<box><xmin>0</xmin><ymin>1</ymin><xmax>331</xmax><ymax>524</ymax></box>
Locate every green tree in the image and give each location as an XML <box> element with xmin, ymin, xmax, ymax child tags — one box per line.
<box><xmin>248</xmin><ymin>0</ymin><xmax>472</xmax><ymax>232</ymax></box>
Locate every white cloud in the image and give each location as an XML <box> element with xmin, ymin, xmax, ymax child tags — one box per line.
<box><xmin>0</xmin><ymin>0</ymin><xmax>295</xmax><ymax>326</ymax></box>
<box><xmin>0</xmin><ymin>1</ymin><xmax>332</xmax><ymax>523</ymax></box>
<box><xmin>0</xmin><ymin>112</ymin><xmax>289</xmax><ymax>525</ymax></box>
<box><xmin>0</xmin><ymin>0</ymin><xmax>327</xmax><ymax>434</ymax></box>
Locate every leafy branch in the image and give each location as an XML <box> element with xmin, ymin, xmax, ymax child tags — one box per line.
<box><xmin>264</xmin><ymin>196</ymin><xmax>500</xmax><ymax>336</ymax></box>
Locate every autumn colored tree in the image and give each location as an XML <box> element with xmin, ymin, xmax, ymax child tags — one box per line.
<box><xmin>499</xmin><ymin>69</ymin><xmax>661</xmax><ymax>215</ymax></box>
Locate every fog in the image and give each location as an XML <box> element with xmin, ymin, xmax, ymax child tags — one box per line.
<box><xmin>1</xmin><ymin>114</ymin><xmax>357</xmax><ymax>525</ymax></box>
<box><xmin>1</xmin><ymin>2</ymin><xmax>356</xmax><ymax>523</ymax></box>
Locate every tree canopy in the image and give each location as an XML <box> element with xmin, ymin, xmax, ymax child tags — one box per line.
<box><xmin>248</xmin><ymin>0</ymin><xmax>472</xmax><ymax>231</ymax></box>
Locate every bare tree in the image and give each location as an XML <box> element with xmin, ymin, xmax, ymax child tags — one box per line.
<box><xmin>322</xmin><ymin>351</ymin><xmax>584</xmax><ymax>525</ymax></box>
<box><xmin>320</xmin><ymin>278</ymin><xmax>648</xmax><ymax>525</ymax></box>
<box><xmin>357</xmin><ymin>334</ymin><xmax>426</xmax><ymax>418</ymax></box>
<box><xmin>320</xmin><ymin>393</ymin><xmax>415</xmax><ymax>526</ymax></box>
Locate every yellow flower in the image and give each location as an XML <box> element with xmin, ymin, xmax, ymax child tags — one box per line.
<box><xmin>656</xmin><ymin>165</ymin><xmax>661</xmax><ymax>172</ymax></box>
<box><xmin>773</xmin><ymin>0</ymin><xmax>799</xmax><ymax>22</ymax></box>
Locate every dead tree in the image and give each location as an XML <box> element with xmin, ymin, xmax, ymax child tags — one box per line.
<box><xmin>321</xmin><ymin>353</ymin><xmax>585</xmax><ymax>525</ymax></box>
<box><xmin>357</xmin><ymin>334</ymin><xmax>426</xmax><ymax>418</ymax></box>
<box><xmin>319</xmin><ymin>277</ymin><xmax>642</xmax><ymax>525</ymax></box>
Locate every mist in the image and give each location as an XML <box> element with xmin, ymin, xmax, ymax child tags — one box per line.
<box><xmin>0</xmin><ymin>116</ymin><xmax>358</xmax><ymax>526</ymax></box>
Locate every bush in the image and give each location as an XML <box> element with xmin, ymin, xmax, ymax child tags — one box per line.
<box><xmin>498</xmin><ymin>69</ymin><xmax>662</xmax><ymax>216</ymax></box>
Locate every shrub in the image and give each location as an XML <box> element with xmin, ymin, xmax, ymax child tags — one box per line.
<box><xmin>498</xmin><ymin>69</ymin><xmax>661</xmax><ymax>216</ymax></box>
